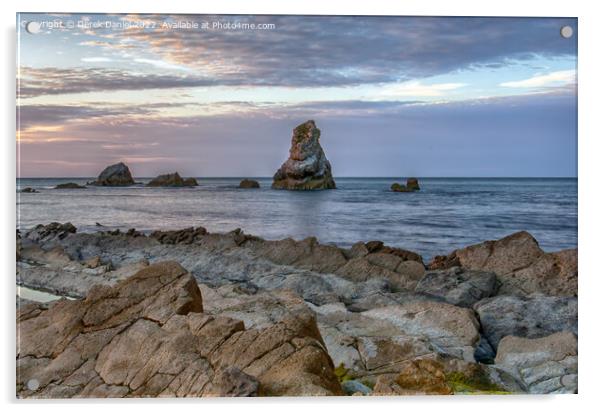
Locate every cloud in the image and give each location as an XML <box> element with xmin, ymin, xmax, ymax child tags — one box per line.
<box><xmin>17</xmin><ymin>67</ymin><xmax>217</xmax><ymax>98</ymax></box>
<box><xmin>500</xmin><ymin>70</ymin><xmax>576</xmax><ymax>88</ymax></box>
<box><xmin>81</xmin><ymin>57</ymin><xmax>113</xmax><ymax>63</ymax></box>
<box><xmin>22</xmin><ymin>15</ymin><xmax>577</xmax><ymax>92</ymax></box>
<box><xmin>380</xmin><ymin>81</ymin><xmax>467</xmax><ymax>97</ymax></box>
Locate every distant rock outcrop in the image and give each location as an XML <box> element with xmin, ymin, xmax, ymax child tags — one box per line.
<box><xmin>272</xmin><ymin>120</ymin><xmax>336</xmax><ymax>190</ymax></box>
<box><xmin>147</xmin><ymin>172</ymin><xmax>198</xmax><ymax>187</ymax></box>
<box><xmin>391</xmin><ymin>178</ymin><xmax>420</xmax><ymax>192</ymax></box>
<box><xmin>239</xmin><ymin>179</ymin><xmax>260</xmax><ymax>189</ymax></box>
<box><xmin>89</xmin><ymin>162</ymin><xmax>135</xmax><ymax>186</ymax></box>
<box><xmin>54</xmin><ymin>182</ymin><xmax>86</xmax><ymax>189</ymax></box>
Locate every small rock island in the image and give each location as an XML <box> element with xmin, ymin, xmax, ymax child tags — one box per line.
<box><xmin>391</xmin><ymin>178</ymin><xmax>421</xmax><ymax>192</ymax></box>
<box><xmin>147</xmin><ymin>172</ymin><xmax>198</xmax><ymax>187</ymax></box>
<box><xmin>272</xmin><ymin>120</ymin><xmax>336</xmax><ymax>190</ymax></box>
<box><xmin>88</xmin><ymin>162</ymin><xmax>135</xmax><ymax>186</ymax></box>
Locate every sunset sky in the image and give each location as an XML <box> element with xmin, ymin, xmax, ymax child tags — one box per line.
<box><xmin>17</xmin><ymin>14</ymin><xmax>577</xmax><ymax>177</ymax></box>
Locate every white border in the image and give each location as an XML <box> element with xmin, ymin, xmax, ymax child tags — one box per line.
<box><xmin>3</xmin><ymin>1</ymin><xmax>600</xmax><ymax>411</ymax></box>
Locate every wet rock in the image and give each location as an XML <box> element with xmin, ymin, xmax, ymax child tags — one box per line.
<box><xmin>150</xmin><ymin>227</ymin><xmax>208</xmax><ymax>244</ymax></box>
<box><xmin>474</xmin><ymin>295</ymin><xmax>578</xmax><ymax>350</ymax></box>
<box><xmin>239</xmin><ymin>179</ymin><xmax>260</xmax><ymax>189</ymax></box>
<box><xmin>16</xmin><ymin>261</ymin><xmax>342</xmax><ymax>398</ymax></box>
<box><xmin>54</xmin><ymin>182</ymin><xmax>86</xmax><ymax>189</ymax></box>
<box><xmin>272</xmin><ymin>120</ymin><xmax>336</xmax><ymax>190</ymax></box>
<box><xmin>415</xmin><ymin>267</ymin><xmax>498</xmax><ymax>307</ymax></box>
<box><xmin>495</xmin><ymin>332</ymin><xmax>577</xmax><ymax>394</ymax></box>
<box><xmin>147</xmin><ymin>172</ymin><xmax>198</xmax><ymax>187</ymax></box>
<box><xmin>89</xmin><ymin>162</ymin><xmax>135</xmax><ymax>186</ymax></box>
<box><xmin>19</xmin><ymin>187</ymin><xmax>39</xmax><ymax>193</ymax></box>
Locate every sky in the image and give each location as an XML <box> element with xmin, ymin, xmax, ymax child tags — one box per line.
<box><xmin>16</xmin><ymin>14</ymin><xmax>577</xmax><ymax>177</ymax></box>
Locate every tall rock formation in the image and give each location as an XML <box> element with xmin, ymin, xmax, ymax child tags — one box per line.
<box><xmin>272</xmin><ymin>120</ymin><xmax>336</xmax><ymax>190</ymax></box>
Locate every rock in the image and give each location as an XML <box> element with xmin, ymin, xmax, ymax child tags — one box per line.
<box><xmin>272</xmin><ymin>120</ymin><xmax>336</xmax><ymax>190</ymax></box>
<box><xmin>341</xmin><ymin>380</ymin><xmax>372</xmax><ymax>395</ymax></box>
<box><xmin>373</xmin><ymin>359</ymin><xmax>452</xmax><ymax>395</ymax></box>
<box><xmin>182</xmin><ymin>177</ymin><xmax>199</xmax><ymax>186</ymax></box>
<box><xmin>474</xmin><ymin>295</ymin><xmax>577</xmax><ymax>350</ymax></box>
<box><xmin>147</xmin><ymin>172</ymin><xmax>197</xmax><ymax>187</ymax></box>
<box><xmin>406</xmin><ymin>178</ymin><xmax>420</xmax><ymax>191</ymax></box>
<box><xmin>391</xmin><ymin>178</ymin><xmax>420</xmax><ymax>192</ymax></box>
<box><xmin>150</xmin><ymin>227</ymin><xmax>208</xmax><ymax>244</ymax></box>
<box><xmin>362</xmin><ymin>301</ymin><xmax>481</xmax><ymax>361</ymax></box>
<box><xmin>83</xmin><ymin>256</ymin><xmax>102</xmax><ymax>269</ymax></box>
<box><xmin>54</xmin><ymin>182</ymin><xmax>86</xmax><ymax>189</ymax></box>
<box><xmin>19</xmin><ymin>187</ymin><xmax>38</xmax><ymax>193</ymax></box>
<box><xmin>239</xmin><ymin>179</ymin><xmax>260</xmax><ymax>189</ymax></box>
<box><xmin>498</xmin><ymin>248</ymin><xmax>577</xmax><ymax>297</ymax></box>
<box><xmin>415</xmin><ymin>267</ymin><xmax>498</xmax><ymax>307</ymax></box>
<box><xmin>16</xmin><ymin>261</ymin><xmax>342</xmax><ymax>398</ymax></box>
<box><xmin>427</xmin><ymin>231</ymin><xmax>577</xmax><ymax>297</ymax></box>
<box><xmin>495</xmin><ymin>332</ymin><xmax>577</xmax><ymax>393</ymax></box>
<box><xmin>89</xmin><ymin>162</ymin><xmax>135</xmax><ymax>186</ymax></box>
<box><xmin>25</xmin><ymin>222</ymin><xmax>76</xmax><ymax>242</ymax></box>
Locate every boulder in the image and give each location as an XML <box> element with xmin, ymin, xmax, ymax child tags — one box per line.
<box><xmin>272</xmin><ymin>120</ymin><xmax>336</xmax><ymax>190</ymax></box>
<box><xmin>147</xmin><ymin>172</ymin><xmax>197</xmax><ymax>187</ymax></box>
<box><xmin>373</xmin><ymin>359</ymin><xmax>452</xmax><ymax>395</ymax></box>
<box><xmin>89</xmin><ymin>162</ymin><xmax>135</xmax><ymax>186</ymax></box>
<box><xmin>239</xmin><ymin>179</ymin><xmax>260</xmax><ymax>189</ymax></box>
<box><xmin>428</xmin><ymin>231</ymin><xmax>577</xmax><ymax>297</ymax></box>
<box><xmin>54</xmin><ymin>182</ymin><xmax>86</xmax><ymax>189</ymax></box>
<box><xmin>415</xmin><ymin>267</ymin><xmax>498</xmax><ymax>307</ymax></box>
<box><xmin>474</xmin><ymin>295</ymin><xmax>577</xmax><ymax>350</ymax></box>
<box><xmin>495</xmin><ymin>332</ymin><xmax>577</xmax><ymax>393</ymax></box>
<box><xmin>16</xmin><ymin>261</ymin><xmax>342</xmax><ymax>398</ymax></box>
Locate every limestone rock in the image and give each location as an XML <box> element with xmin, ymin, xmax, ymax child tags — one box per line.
<box><xmin>16</xmin><ymin>261</ymin><xmax>342</xmax><ymax>398</ymax></box>
<box><xmin>474</xmin><ymin>295</ymin><xmax>577</xmax><ymax>350</ymax></box>
<box><xmin>147</xmin><ymin>172</ymin><xmax>198</xmax><ymax>187</ymax></box>
<box><xmin>495</xmin><ymin>332</ymin><xmax>577</xmax><ymax>393</ymax></box>
<box><xmin>239</xmin><ymin>179</ymin><xmax>260</xmax><ymax>189</ymax></box>
<box><xmin>272</xmin><ymin>120</ymin><xmax>336</xmax><ymax>190</ymax></box>
<box><xmin>54</xmin><ymin>182</ymin><xmax>86</xmax><ymax>189</ymax></box>
<box><xmin>415</xmin><ymin>267</ymin><xmax>498</xmax><ymax>307</ymax></box>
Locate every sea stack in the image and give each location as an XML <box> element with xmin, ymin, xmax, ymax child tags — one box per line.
<box><xmin>272</xmin><ymin>120</ymin><xmax>336</xmax><ymax>190</ymax></box>
<box><xmin>89</xmin><ymin>162</ymin><xmax>135</xmax><ymax>186</ymax></box>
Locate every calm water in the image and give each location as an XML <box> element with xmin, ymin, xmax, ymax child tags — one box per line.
<box><xmin>16</xmin><ymin>178</ymin><xmax>577</xmax><ymax>260</ymax></box>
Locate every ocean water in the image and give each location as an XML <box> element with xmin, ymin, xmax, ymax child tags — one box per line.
<box><xmin>16</xmin><ymin>177</ymin><xmax>577</xmax><ymax>261</ymax></box>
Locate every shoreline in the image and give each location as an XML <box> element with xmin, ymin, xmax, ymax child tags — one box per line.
<box><xmin>16</xmin><ymin>222</ymin><xmax>578</xmax><ymax>397</ymax></box>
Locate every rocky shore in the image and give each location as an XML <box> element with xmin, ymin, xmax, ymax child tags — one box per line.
<box><xmin>16</xmin><ymin>223</ymin><xmax>577</xmax><ymax>397</ymax></box>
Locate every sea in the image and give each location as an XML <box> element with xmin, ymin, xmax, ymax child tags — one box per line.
<box><xmin>16</xmin><ymin>177</ymin><xmax>578</xmax><ymax>261</ymax></box>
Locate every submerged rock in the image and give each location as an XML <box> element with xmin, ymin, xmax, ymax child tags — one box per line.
<box><xmin>54</xmin><ymin>182</ymin><xmax>86</xmax><ymax>189</ymax></box>
<box><xmin>272</xmin><ymin>120</ymin><xmax>336</xmax><ymax>190</ymax></box>
<box><xmin>239</xmin><ymin>179</ymin><xmax>260</xmax><ymax>189</ymax></box>
<box><xmin>89</xmin><ymin>162</ymin><xmax>135</xmax><ymax>186</ymax></box>
<box><xmin>16</xmin><ymin>261</ymin><xmax>342</xmax><ymax>398</ymax></box>
<box><xmin>147</xmin><ymin>172</ymin><xmax>198</xmax><ymax>187</ymax></box>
